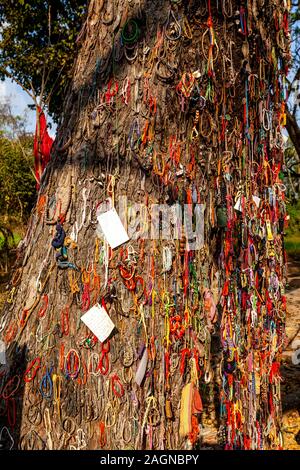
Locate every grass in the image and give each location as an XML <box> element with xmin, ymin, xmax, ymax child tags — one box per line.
<box><xmin>285</xmin><ymin>201</ymin><xmax>300</xmax><ymax>259</ymax></box>
<box><xmin>285</xmin><ymin>237</ymin><xmax>300</xmax><ymax>260</ymax></box>
<box><xmin>0</xmin><ymin>231</ymin><xmax>21</xmax><ymax>250</ymax></box>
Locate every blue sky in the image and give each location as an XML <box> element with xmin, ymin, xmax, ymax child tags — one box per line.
<box><xmin>0</xmin><ymin>77</ymin><xmax>56</xmax><ymax>137</ymax></box>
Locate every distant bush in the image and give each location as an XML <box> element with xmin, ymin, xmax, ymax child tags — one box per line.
<box><xmin>286</xmin><ymin>201</ymin><xmax>300</xmax><ymax>259</ymax></box>
<box><xmin>0</xmin><ymin>134</ymin><xmax>36</xmax><ymax>223</ymax></box>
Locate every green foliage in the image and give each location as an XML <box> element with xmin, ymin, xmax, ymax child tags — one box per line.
<box><xmin>0</xmin><ymin>230</ymin><xmax>21</xmax><ymax>251</ymax></box>
<box><xmin>286</xmin><ymin>200</ymin><xmax>300</xmax><ymax>237</ymax></box>
<box><xmin>0</xmin><ymin>101</ymin><xmax>35</xmax><ymax>271</ymax></box>
<box><xmin>284</xmin><ymin>140</ymin><xmax>300</xmax><ymax>201</ymax></box>
<box><xmin>0</xmin><ymin>0</ymin><xmax>87</xmax><ymax>121</ymax></box>
<box><xmin>0</xmin><ymin>134</ymin><xmax>35</xmax><ymax>221</ymax></box>
<box><xmin>285</xmin><ymin>200</ymin><xmax>300</xmax><ymax>258</ymax></box>
<box><xmin>290</xmin><ymin>6</ymin><xmax>300</xmax><ymax>71</ymax></box>
<box><xmin>285</xmin><ymin>238</ymin><xmax>300</xmax><ymax>259</ymax></box>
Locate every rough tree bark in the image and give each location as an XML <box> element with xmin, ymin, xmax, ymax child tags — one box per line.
<box><xmin>0</xmin><ymin>0</ymin><xmax>290</xmax><ymax>450</ymax></box>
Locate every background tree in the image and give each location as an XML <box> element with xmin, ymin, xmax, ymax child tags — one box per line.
<box><xmin>284</xmin><ymin>3</ymin><xmax>300</xmax><ymax>182</ymax></box>
<box><xmin>0</xmin><ymin>0</ymin><xmax>290</xmax><ymax>451</ymax></box>
<box><xmin>0</xmin><ymin>134</ymin><xmax>35</xmax><ymax>222</ymax></box>
<box><xmin>0</xmin><ymin>0</ymin><xmax>87</xmax><ymax>121</ymax></box>
<box><xmin>0</xmin><ymin>99</ymin><xmax>36</xmax><ymax>222</ymax></box>
<box><xmin>0</xmin><ymin>99</ymin><xmax>35</xmax><ymax>276</ymax></box>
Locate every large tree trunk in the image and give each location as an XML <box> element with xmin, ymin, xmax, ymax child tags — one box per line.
<box><xmin>0</xmin><ymin>0</ymin><xmax>289</xmax><ymax>450</ymax></box>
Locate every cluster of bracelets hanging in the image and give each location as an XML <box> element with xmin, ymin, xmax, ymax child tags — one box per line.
<box><xmin>0</xmin><ymin>0</ymin><xmax>291</xmax><ymax>450</ymax></box>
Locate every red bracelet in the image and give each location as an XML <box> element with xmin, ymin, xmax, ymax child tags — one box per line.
<box><xmin>24</xmin><ymin>357</ymin><xmax>41</xmax><ymax>383</ymax></box>
<box><xmin>59</xmin><ymin>343</ymin><xmax>65</xmax><ymax>372</ymax></box>
<box><xmin>101</xmin><ymin>340</ymin><xmax>110</xmax><ymax>354</ymax></box>
<box><xmin>81</xmin><ymin>283</ymin><xmax>91</xmax><ymax>312</ymax></box>
<box><xmin>65</xmin><ymin>349</ymin><xmax>80</xmax><ymax>379</ymax></box>
<box><xmin>2</xmin><ymin>375</ymin><xmax>21</xmax><ymax>399</ymax></box>
<box><xmin>124</xmin><ymin>277</ymin><xmax>136</xmax><ymax>291</ymax></box>
<box><xmin>20</xmin><ymin>309</ymin><xmax>29</xmax><ymax>327</ymax></box>
<box><xmin>99</xmin><ymin>421</ymin><xmax>106</xmax><ymax>448</ymax></box>
<box><xmin>111</xmin><ymin>374</ymin><xmax>124</xmax><ymax>398</ymax></box>
<box><xmin>4</xmin><ymin>321</ymin><xmax>18</xmax><ymax>344</ymax></box>
<box><xmin>98</xmin><ymin>342</ymin><xmax>110</xmax><ymax>376</ymax></box>
<box><xmin>37</xmin><ymin>294</ymin><xmax>48</xmax><ymax>318</ymax></box>
<box><xmin>60</xmin><ymin>305</ymin><xmax>70</xmax><ymax>336</ymax></box>
<box><xmin>180</xmin><ymin>348</ymin><xmax>191</xmax><ymax>375</ymax></box>
<box><xmin>119</xmin><ymin>264</ymin><xmax>136</xmax><ymax>281</ymax></box>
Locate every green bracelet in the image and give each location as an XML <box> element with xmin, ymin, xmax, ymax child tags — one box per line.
<box><xmin>121</xmin><ymin>19</ymin><xmax>140</xmax><ymax>45</ymax></box>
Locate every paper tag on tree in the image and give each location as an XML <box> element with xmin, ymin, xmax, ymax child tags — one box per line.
<box><xmin>97</xmin><ymin>208</ymin><xmax>129</xmax><ymax>249</ymax></box>
<box><xmin>0</xmin><ymin>340</ymin><xmax>6</xmax><ymax>365</ymax></box>
<box><xmin>135</xmin><ymin>348</ymin><xmax>148</xmax><ymax>386</ymax></box>
<box><xmin>81</xmin><ymin>304</ymin><xmax>115</xmax><ymax>343</ymax></box>
<box><xmin>252</xmin><ymin>195</ymin><xmax>261</xmax><ymax>207</ymax></box>
<box><xmin>234</xmin><ymin>197</ymin><xmax>242</xmax><ymax>212</ymax></box>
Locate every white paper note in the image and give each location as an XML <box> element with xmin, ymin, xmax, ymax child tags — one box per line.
<box><xmin>97</xmin><ymin>208</ymin><xmax>129</xmax><ymax>249</ymax></box>
<box><xmin>0</xmin><ymin>340</ymin><xmax>6</xmax><ymax>365</ymax></box>
<box><xmin>135</xmin><ymin>348</ymin><xmax>148</xmax><ymax>386</ymax></box>
<box><xmin>234</xmin><ymin>197</ymin><xmax>242</xmax><ymax>212</ymax></box>
<box><xmin>81</xmin><ymin>304</ymin><xmax>115</xmax><ymax>343</ymax></box>
<box><xmin>252</xmin><ymin>195</ymin><xmax>261</xmax><ymax>208</ymax></box>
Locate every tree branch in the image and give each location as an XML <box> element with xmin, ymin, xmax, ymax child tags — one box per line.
<box><xmin>286</xmin><ymin>108</ymin><xmax>300</xmax><ymax>160</ymax></box>
<box><xmin>286</xmin><ymin>67</ymin><xmax>300</xmax><ymax>99</ymax></box>
<box><xmin>0</xmin><ymin>67</ymin><xmax>38</xmax><ymax>105</ymax></box>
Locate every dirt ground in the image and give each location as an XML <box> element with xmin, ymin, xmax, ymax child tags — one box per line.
<box><xmin>281</xmin><ymin>260</ymin><xmax>300</xmax><ymax>450</ymax></box>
